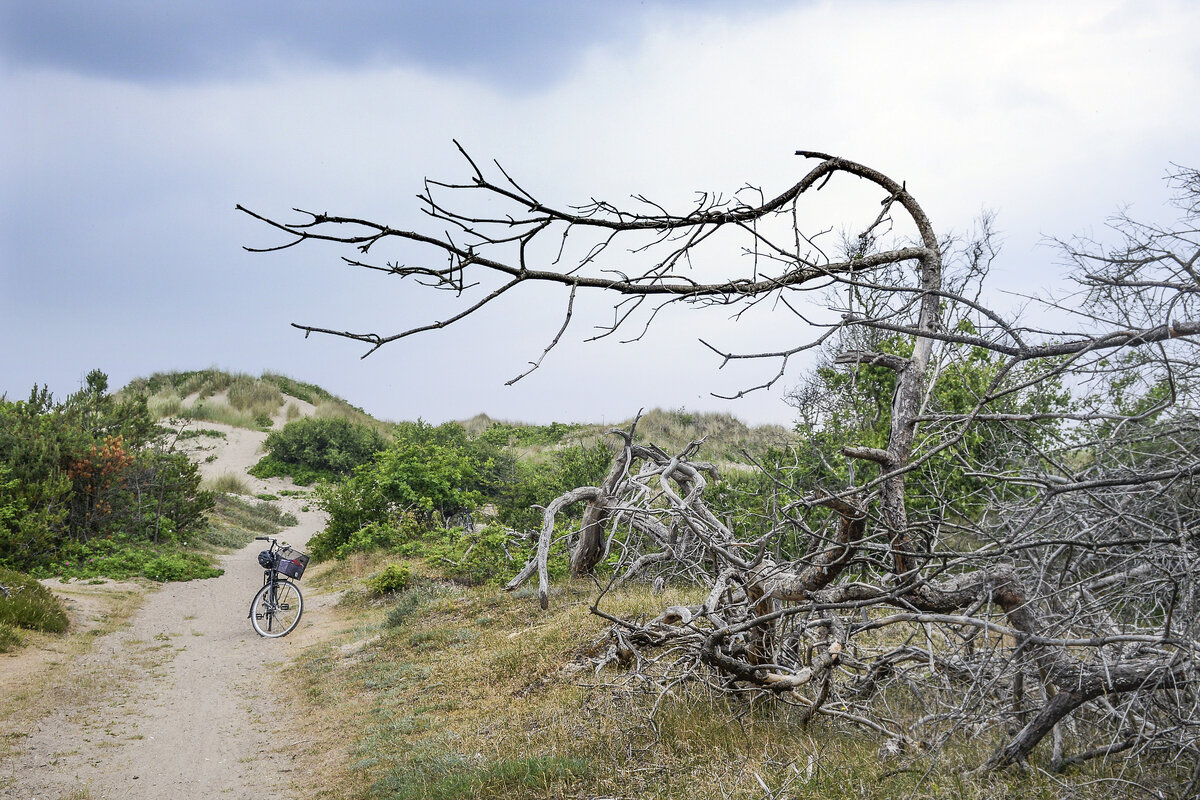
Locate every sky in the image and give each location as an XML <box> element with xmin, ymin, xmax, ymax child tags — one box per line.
<box><xmin>2</xmin><ymin>0</ymin><xmax>1198</xmax><ymax>426</ymax></box>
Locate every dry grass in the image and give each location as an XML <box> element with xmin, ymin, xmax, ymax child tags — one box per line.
<box><xmin>203</xmin><ymin>472</ymin><xmax>251</xmax><ymax>495</ymax></box>
<box><xmin>282</xmin><ymin>562</ymin><xmax>1152</xmax><ymax>800</ymax></box>
<box><xmin>0</xmin><ymin>583</ymin><xmax>145</xmax><ymax>761</ymax></box>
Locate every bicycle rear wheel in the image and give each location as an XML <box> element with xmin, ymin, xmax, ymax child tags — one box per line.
<box><xmin>251</xmin><ymin>580</ymin><xmax>303</xmax><ymax>637</ymax></box>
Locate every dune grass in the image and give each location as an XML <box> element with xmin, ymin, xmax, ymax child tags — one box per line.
<box><xmin>284</xmin><ymin>561</ymin><xmax>1172</xmax><ymax>800</ymax></box>
<box><xmin>200</xmin><ymin>492</ymin><xmax>297</xmax><ymax>550</ymax></box>
<box><xmin>0</xmin><ymin>566</ymin><xmax>69</xmax><ymax>634</ymax></box>
<box><xmin>203</xmin><ymin>472</ymin><xmax>251</xmax><ymax>495</ymax></box>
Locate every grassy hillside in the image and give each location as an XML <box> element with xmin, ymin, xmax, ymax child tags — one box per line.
<box><xmin>123</xmin><ymin>369</ymin><xmax>390</xmax><ymax>434</ymax></box>
<box><xmin>461</xmin><ymin>407</ymin><xmax>794</xmax><ymax>468</ymax></box>
<box><xmin>126</xmin><ymin>369</ymin><xmax>795</xmax><ymax>468</ymax></box>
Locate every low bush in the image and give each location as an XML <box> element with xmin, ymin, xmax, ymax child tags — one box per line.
<box><xmin>251</xmin><ymin>417</ymin><xmax>389</xmax><ymax>485</ymax></box>
<box><xmin>367</xmin><ymin>562</ymin><xmax>412</xmax><ymax>595</ymax></box>
<box><xmin>0</xmin><ymin>566</ymin><xmax>69</xmax><ymax>633</ymax></box>
<box><xmin>34</xmin><ymin>539</ymin><xmax>224</xmax><ymax>582</ymax></box>
<box><xmin>141</xmin><ymin>552</ymin><xmax>222</xmax><ymax>582</ymax></box>
<box><xmin>248</xmin><ymin>455</ymin><xmax>333</xmax><ymax>486</ymax></box>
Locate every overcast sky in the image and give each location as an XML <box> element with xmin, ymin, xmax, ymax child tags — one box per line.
<box><xmin>2</xmin><ymin>0</ymin><xmax>1198</xmax><ymax>426</ymax></box>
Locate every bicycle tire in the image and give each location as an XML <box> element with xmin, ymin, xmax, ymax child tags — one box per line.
<box><xmin>250</xmin><ymin>579</ymin><xmax>303</xmax><ymax>638</ymax></box>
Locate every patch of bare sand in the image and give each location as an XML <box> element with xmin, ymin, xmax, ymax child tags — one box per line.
<box><xmin>0</xmin><ymin>399</ymin><xmax>339</xmax><ymax>800</ymax></box>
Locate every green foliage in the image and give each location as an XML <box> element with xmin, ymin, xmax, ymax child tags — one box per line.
<box><xmin>141</xmin><ymin>552</ymin><xmax>222</xmax><ymax>582</ymax></box>
<box><xmin>495</xmin><ymin>442</ymin><xmax>613</xmax><ymax>530</ymax></box>
<box><xmin>477</xmin><ymin>420</ymin><xmax>583</xmax><ymax>448</ymax></box>
<box><xmin>367</xmin><ymin>562</ymin><xmax>412</xmax><ymax>595</ymax></box>
<box><xmin>327</xmin><ymin>517</ymin><xmax>420</xmax><ymax>560</ymax></box>
<box><xmin>0</xmin><ymin>565</ymin><xmax>69</xmax><ymax>633</ymax></box>
<box><xmin>703</xmin><ymin>466</ymin><xmax>781</xmax><ymax>542</ymax></box>
<box><xmin>0</xmin><ymin>371</ymin><xmax>214</xmax><ymax>573</ymax></box>
<box><xmin>34</xmin><ymin>537</ymin><xmax>223</xmax><ymax>582</ymax></box>
<box><xmin>310</xmin><ymin>421</ymin><xmax>497</xmax><ymax>559</ymax></box>
<box><xmin>405</xmin><ymin>523</ymin><xmax>558</xmax><ymax>586</ymax></box>
<box><xmin>250</xmin><ymin>416</ymin><xmax>389</xmax><ymax>485</ymax></box>
<box><xmin>786</xmin><ymin>333</ymin><xmax>1070</xmax><ymax>522</ymax></box>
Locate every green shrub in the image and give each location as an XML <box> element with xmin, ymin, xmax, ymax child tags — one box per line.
<box><xmin>312</xmin><ymin>421</ymin><xmax>499</xmax><ymax>558</ymax></box>
<box><xmin>250</xmin><ymin>417</ymin><xmax>389</xmax><ymax>485</ymax></box>
<box><xmin>0</xmin><ymin>374</ymin><xmax>213</xmax><ymax>572</ymax></box>
<box><xmin>249</xmin><ymin>455</ymin><xmax>332</xmax><ymax>486</ymax></box>
<box><xmin>0</xmin><ymin>566</ymin><xmax>69</xmax><ymax>633</ymax></box>
<box><xmin>141</xmin><ymin>552</ymin><xmax>222</xmax><ymax>582</ymax></box>
<box><xmin>329</xmin><ymin>518</ymin><xmax>417</xmax><ymax>560</ymax></box>
<box><xmin>367</xmin><ymin>562</ymin><xmax>412</xmax><ymax>595</ymax></box>
<box><xmin>478</xmin><ymin>420</ymin><xmax>584</xmax><ymax>448</ymax></box>
<box><xmin>495</xmin><ymin>442</ymin><xmax>612</xmax><ymax>530</ymax></box>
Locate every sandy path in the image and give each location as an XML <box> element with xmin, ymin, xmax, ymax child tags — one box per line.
<box><xmin>2</xmin><ymin>412</ymin><xmax>335</xmax><ymax>799</ymax></box>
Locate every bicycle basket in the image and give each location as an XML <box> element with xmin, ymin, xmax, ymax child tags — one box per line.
<box><xmin>274</xmin><ymin>546</ymin><xmax>309</xmax><ymax>580</ymax></box>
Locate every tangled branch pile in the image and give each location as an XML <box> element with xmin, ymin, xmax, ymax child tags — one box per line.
<box><xmin>243</xmin><ymin>148</ymin><xmax>1200</xmax><ymax>783</ymax></box>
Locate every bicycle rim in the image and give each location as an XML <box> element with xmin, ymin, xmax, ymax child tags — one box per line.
<box><xmin>251</xmin><ymin>580</ymin><xmax>303</xmax><ymax>637</ymax></box>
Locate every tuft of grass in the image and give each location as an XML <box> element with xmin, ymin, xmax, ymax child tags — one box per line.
<box><xmin>185</xmin><ymin>399</ymin><xmax>270</xmax><ymax>430</ymax></box>
<box><xmin>0</xmin><ymin>622</ymin><xmax>25</xmax><ymax>652</ymax></box>
<box><xmin>226</xmin><ymin>375</ymin><xmax>283</xmax><ymax>417</ymax></box>
<box><xmin>0</xmin><ymin>566</ymin><xmax>69</xmax><ymax>633</ymax></box>
<box><xmin>384</xmin><ymin>580</ymin><xmax>459</xmax><ymax>627</ymax></box>
<box><xmin>204</xmin><ymin>472</ymin><xmax>251</xmax><ymax>495</ymax></box>
<box><xmin>147</xmin><ymin>393</ymin><xmax>183</xmax><ymax>418</ymax></box>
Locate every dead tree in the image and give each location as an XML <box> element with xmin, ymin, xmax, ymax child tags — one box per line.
<box><xmin>242</xmin><ymin>152</ymin><xmax>1200</xmax><ymax>781</ymax></box>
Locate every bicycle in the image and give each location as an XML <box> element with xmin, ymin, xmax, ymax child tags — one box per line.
<box><xmin>249</xmin><ymin>536</ymin><xmax>309</xmax><ymax>637</ymax></box>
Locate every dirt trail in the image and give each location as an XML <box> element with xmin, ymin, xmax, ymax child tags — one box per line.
<box><xmin>1</xmin><ymin>409</ymin><xmax>335</xmax><ymax>800</ymax></box>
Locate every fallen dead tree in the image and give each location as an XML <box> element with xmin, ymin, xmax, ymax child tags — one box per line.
<box><xmin>507</xmin><ymin>428</ymin><xmax>1199</xmax><ymax>776</ymax></box>
<box><xmin>244</xmin><ymin>146</ymin><xmax>1200</xmax><ymax>782</ymax></box>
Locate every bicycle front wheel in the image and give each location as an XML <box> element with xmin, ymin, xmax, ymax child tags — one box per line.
<box><xmin>251</xmin><ymin>580</ymin><xmax>303</xmax><ymax>638</ymax></box>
